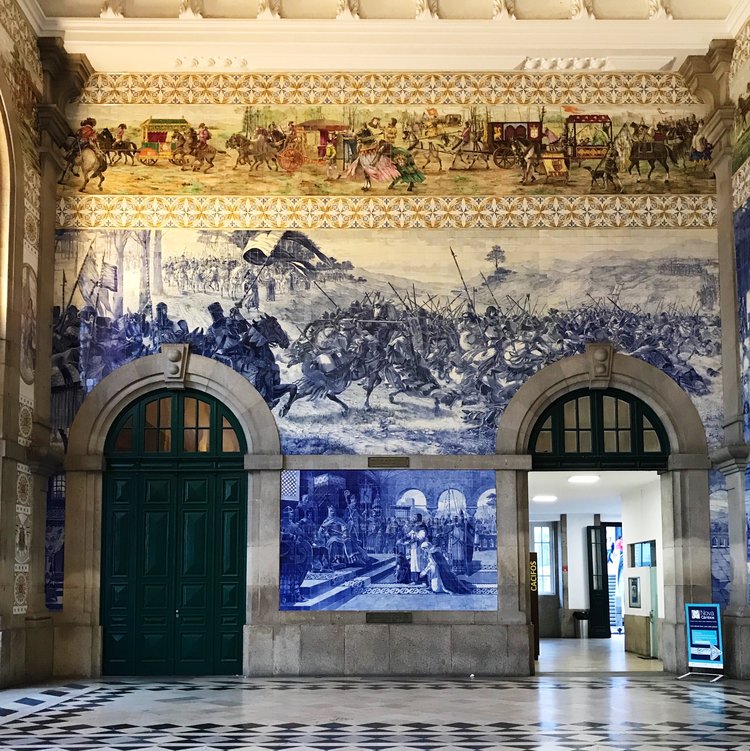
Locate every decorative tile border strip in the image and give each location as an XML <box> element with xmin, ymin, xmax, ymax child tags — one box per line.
<box><xmin>0</xmin><ymin>0</ymin><xmax>42</xmax><ymax>87</ymax></box>
<box><xmin>80</xmin><ymin>71</ymin><xmax>701</xmax><ymax>106</ymax></box>
<box><xmin>731</xmin><ymin>18</ymin><xmax>750</xmax><ymax>85</ymax></box>
<box><xmin>733</xmin><ymin>155</ymin><xmax>750</xmax><ymax>210</ymax></box>
<box><xmin>57</xmin><ymin>194</ymin><xmax>716</xmax><ymax>230</ymax></box>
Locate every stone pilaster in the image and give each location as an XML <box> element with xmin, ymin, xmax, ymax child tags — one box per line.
<box><xmin>19</xmin><ymin>40</ymin><xmax>94</xmax><ymax>685</ymax></box>
<box><xmin>712</xmin><ymin>446</ymin><xmax>750</xmax><ymax>678</ymax></box>
<box><xmin>683</xmin><ymin>38</ymin><xmax>750</xmax><ymax>678</ymax></box>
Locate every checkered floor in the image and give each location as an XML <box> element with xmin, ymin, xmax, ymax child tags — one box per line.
<box><xmin>0</xmin><ymin>675</ymin><xmax>748</xmax><ymax>750</ymax></box>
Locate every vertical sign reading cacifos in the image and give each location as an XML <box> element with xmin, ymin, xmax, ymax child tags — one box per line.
<box><xmin>530</xmin><ymin>552</ymin><xmax>539</xmax><ymax>659</ymax></box>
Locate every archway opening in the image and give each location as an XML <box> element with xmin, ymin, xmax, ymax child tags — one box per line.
<box><xmin>436</xmin><ymin>488</ymin><xmax>467</xmax><ymax>518</ymax></box>
<box><xmin>101</xmin><ymin>388</ymin><xmax>247</xmax><ymax>676</ymax></box>
<box><xmin>528</xmin><ymin>388</ymin><xmax>668</xmax><ymax>674</ymax></box>
<box><xmin>395</xmin><ymin>489</ymin><xmax>429</xmax><ymax>520</ymax></box>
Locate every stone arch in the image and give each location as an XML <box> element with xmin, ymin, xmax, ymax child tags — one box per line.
<box><xmin>55</xmin><ymin>348</ymin><xmax>281</xmax><ymax>677</ymax></box>
<box><xmin>494</xmin><ymin>345</ymin><xmax>711</xmax><ymax>675</ymax></box>
<box><xmin>67</xmin><ymin>348</ymin><xmax>280</xmax><ymax>457</ymax></box>
<box><xmin>497</xmin><ymin>347</ymin><xmax>708</xmax><ymax>457</ymax></box>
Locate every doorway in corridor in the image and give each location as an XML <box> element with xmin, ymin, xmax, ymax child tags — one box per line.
<box><xmin>101</xmin><ymin>390</ymin><xmax>247</xmax><ymax>675</ymax></box>
<box><xmin>528</xmin><ymin>388</ymin><xmax>668</xmax><ymax>672</ymax></box>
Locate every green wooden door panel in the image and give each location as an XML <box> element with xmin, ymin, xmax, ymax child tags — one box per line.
<box><xmin>102</xmin><ymin>474</ymin><xmax>138</xmax><ymax>675</ymax></box>
<box><xmin>103</xmin><ymin>391</ymin><xmax>246</xmax><ymax>676</ymax></box>
<box><xmin>221</xmin><ymin>583</ymin><xmax>239</xmax><ymax>608</ymax></box>
<box><xmin>183</xmin><ymin>477</ymin><xmax>210</xmax><ymax>503</ymax></box>
<box><xmin>108</xmin><ymin>511</ymin><xmax>132</xmax><ymax>576</ymax></box>
<box><xmin>180</xmin><ymin>510</ymin><xmax>209</xmax><ymax>577</ymax></box>
<box><xmin>220</xmin><ymin>510</ymin><xmax>240</xmax><ymax>576</ymax></box>
<box><xmin>142</xmin><ymin>511</ymin><xmax>170</xmax><ymax>576</ymax></box>
<box><xmin>144</xmin><ymin>477</ymin><xmax>172</xmax><ymax>503</ymax></box>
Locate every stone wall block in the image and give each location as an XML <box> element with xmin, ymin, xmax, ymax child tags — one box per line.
<box><xmin>388</xmin><ymin>625</ymin><xmax>451</xmax><ymax>674</ymax></box>
<box><xmin>300</xmin><ymin>625</ymin><xmax>345</xmax><ymax>675</ymax></box>
<box><xmin>244</xmin><ymin>625</ymin><xmax>273</xmax><ymax>675</ymax></box>
<box><xmin>505</xmin><ymin>623</ymin><xmax>534</xmax><ymax>675</ymax></box>
<box><xmin>344</xmin><ymin>625</ymin><xmax>390</xmax><ymax>674</ymax></box>
<box><xmin>272</xmin><ymin>625</ymin><xmax>301</xmax><ymax>675</ymax></box>
<box><xmin>450</xmin><ymin>625</ymin><xmax>507</xmax><ymax>675</ymax></box>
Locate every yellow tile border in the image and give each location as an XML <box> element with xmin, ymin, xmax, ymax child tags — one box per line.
<box><xmin>80</xmin><ymin>71</ymin><xmax>701</xmax><ymax>106</ymax></box>
<box><xmin>56</xmin><ymin>194</ymin><xmax>716</xmax><ymax>230</ymax></box>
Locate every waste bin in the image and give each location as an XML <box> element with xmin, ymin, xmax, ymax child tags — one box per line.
<box><xmin>573</xmin><ymin>610</ymin><xmax>589</xmax><ymax>639</ymax></box>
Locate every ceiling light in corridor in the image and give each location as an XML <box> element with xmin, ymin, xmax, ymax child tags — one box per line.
<box><xmin>567</xmin><ymin>475</ymin><xmax>600</xmax><ymax>484</ymax></box>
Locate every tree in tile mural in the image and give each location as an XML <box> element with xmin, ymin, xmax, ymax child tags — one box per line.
<box><xmin>52</xmin><ymin>227</ymin><xmax>723</xmax><ymax>455</ymax></box>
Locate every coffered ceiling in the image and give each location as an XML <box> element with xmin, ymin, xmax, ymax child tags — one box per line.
<box><xmin>17</xmin><ymin>0</ymin><xmax>750</xmax><ymax>72</ymax></box>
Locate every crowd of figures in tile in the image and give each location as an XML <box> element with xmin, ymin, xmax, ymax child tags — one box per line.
<box><xmin>52</xmin><ymin>230</ymin><xmax>721</xmax><ymax>453</ymax></box>
<box><xmin>59</xmin><ymin>104</ymin><xmax>716</xmax><ymax>196</ymax></box>
<box><xmin>279</xmin><ymin>470</ymin><xmax>496</xmax><ymax>610</ymax></box>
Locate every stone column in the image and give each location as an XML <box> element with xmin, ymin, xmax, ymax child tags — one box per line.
<box><xmin>713</xmin><ymin>448</ymin><xmax>750</xmax><ymax>678</ymax></box>
<box><xmin>496</xmin><ymin>462</ymin><xmax>533</xmax><ymax>675</ymax></box>
<box><xmin>660</xmin><ymin>467</ymin><xmax>712</xmax><ymax>674</ymax></box>
<box><xmin>35</xmin><ymin>40</ymin><xmax>95</xmax><ymax>680</ymax></box>
<box><xmin>704</xmin><ymin>89</ymin><xmax>750</xmax><ymax>682</ymax></box>
<box><xmin>683</xmin><ymin>39</ymin><xmax>750</xmax><ymax>679</ymax></box>
<box><xmin>53</xmin><ymin>461</ymin><xmax>103</xmax><ymax>677</ymax></box>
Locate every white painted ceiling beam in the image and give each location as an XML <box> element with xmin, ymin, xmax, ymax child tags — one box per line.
<box><xmin>15</xmin><ymin>0</ymin><xmax>749</xmax><ymax>73</ymax></box>
<box><xmin>36</xmin><ymin>18</ymin><xmax>733</xmax><ymax>72</ymax></box>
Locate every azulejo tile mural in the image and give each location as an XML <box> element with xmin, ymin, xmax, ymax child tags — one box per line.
<box><xmin>52</xmin><ymin>227</ymin><xmax>722</xmax><ymax>455</ymax></box>
<box><xmin>60</xmin><ymin>102</ymin><xmax>714</xmax><ymax>198</ymax></box>
<box><xmin>280</xmin><ymin>469</ymin><xmax>497</xmax><ymax>611</ymax></box>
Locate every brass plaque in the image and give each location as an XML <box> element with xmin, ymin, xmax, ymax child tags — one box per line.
<box><xmin>366</xmin><ymin>612</ymin><xmax>413</xmax><ymax>624</ymax></box>
<box><xmin>367</xmin><ymin>456</ymin><xmax>410</xmax><ymax>468</ymax></box>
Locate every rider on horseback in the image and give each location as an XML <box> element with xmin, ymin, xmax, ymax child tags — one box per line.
<box><xmin>196</xmin><ymin>122</ymin><xmax>211</xmax><ymax>151</ymax></box>
<box><xmin>452</xmin><ymin>120</ymin><xmax>472</xmax><ymax>152</ymax></box>
<box><xmin>113</xmin><ymin>123</ymin><xmax>127</xmax><ymax>147</ymax></box>
<box><xmin>62</xmin><ymin>117</ymin><xmax>105</xmax><ymax>178</ymax></box>
<box><xmin>77</xmin><ymin>118</ymin><xmax>99</xmax><ymax>151</ymax></box>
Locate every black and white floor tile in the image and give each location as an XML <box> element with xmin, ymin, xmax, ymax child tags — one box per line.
<box><xmin>0</xmin><ymin>675</ymin><xmax>748</xmax><ymax>750</ymax></box>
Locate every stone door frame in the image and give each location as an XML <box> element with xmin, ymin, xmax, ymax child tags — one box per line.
<box><xmin>495</xmin><ymin>344</ymin><xmax>712</xmax><ymax>674</ymax></box>
<box><xmin>55</xmin><ymin>346</ymin><xmax>280</xmax><ymax>677</ymax></box>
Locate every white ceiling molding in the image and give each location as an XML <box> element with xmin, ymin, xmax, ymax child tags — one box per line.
<box><xmin>42</xmin><ymin>19</ymin><xmax>733</xmax><ymax>72</ymax></box>
<box><xmin>726</xmin><ymin>0</ymin><xmax>750</xmax><ymax>34</ymax></box>
<box><xmin>520</xmin><ymin>56</ymin><xmax>608</xmax><ymax>70</ymax></box>
<box><xmin>571</xmin><ymin>0</ymin><xmax>595</xmax><ymax>21</ymax></box>
<box><xmin>13</xmin><ymin>0</ymin><xmax>749</xmax><ymax>72</ymax></box>
<box><xmin>174</xmin><ymin>55</ymin><xmax>248</xmax><ymax>68</ymax></box>
<box><xmin>336</xmin><ymin>0</ymin><xmax>359</xmax><ymax>21</ymax></box>
<box><xmin>177</xmin><ymin>0</ymin><xmax>203</xmax><ymax>20</ymax></box>
<box><xmin>649</xmin><ymin>0</ymin><xmax>673</xmax><ymax>20</ymax></box>
<box><xmin>416</xmin><ymin>0</ymin><xmax>439</xmax><ymax>20</ymax></box>
<box><xmin>99</xmin><ymin>2</ymin><xmax>124</xmax><ymax>19</ymax></box>
<box><xmin>492</xmin><ymin>0</ymin><xmax>516</xmax><ymax>20</ymax></box>
<box><xmin>256</xmin><ymin>0</ymin><xmax>280</xmax><ymax>20</ymax></box>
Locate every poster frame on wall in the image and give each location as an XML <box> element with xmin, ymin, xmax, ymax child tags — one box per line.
<box><xmin>678</xmin><ymin>603</ymin><xmax>724</xmax><ymax>682</ymax></box>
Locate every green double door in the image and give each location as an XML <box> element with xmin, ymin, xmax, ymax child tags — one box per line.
<box><xmin>102</xmin><ymin>468</ymin><xmax>246</xmax><ymax>675</ymax></box>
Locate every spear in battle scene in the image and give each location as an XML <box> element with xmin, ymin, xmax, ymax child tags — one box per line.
<box><xmin>480</xmin><ymin>271</ymin><xmax>501</xmax><ymax>310</ymax></box>
<box><xmin>451</xmin><ymin>247</ymin><xmax>487</xmax><ymax>344</ymax></box>
<box><xmin>450</xmin><ymin>247</ymin><xmax>479</xmax><ymax>319</ymax></box>
<box><xmin>388</xmin><ymin>282</ymin><xmax>412</xmax><ymax>312</ymax></box>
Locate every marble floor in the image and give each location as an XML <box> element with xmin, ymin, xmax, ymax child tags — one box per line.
<box><xmin>0</xmin><ymin>672</ymin><xmax>747</xmax><ymax>750</ymax></box>
<box><xmin>537</xmin><ymin>635</ymin><xmax>664</xmax><ymax>673</ymax></box>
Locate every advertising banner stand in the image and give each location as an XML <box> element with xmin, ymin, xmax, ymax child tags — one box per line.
<box><xmin>677</xmin><ymin>603</ymin><xmax>724</xmax><ymax>683</ymax></box>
